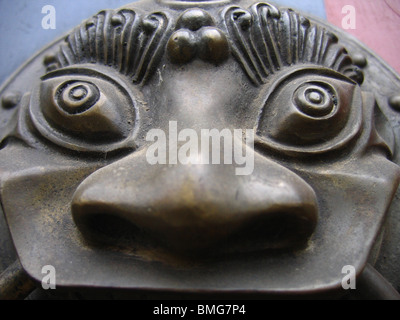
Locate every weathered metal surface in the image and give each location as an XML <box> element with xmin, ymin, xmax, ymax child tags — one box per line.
<box><xmin>1</xmin><ymin>0</ymin><xmax>400</xmax><ymax>299</ymax></box>
<box><xmin>0</xmin><ymin>260</ymin><xmax>35</xmax><ymax>300</ymax></box>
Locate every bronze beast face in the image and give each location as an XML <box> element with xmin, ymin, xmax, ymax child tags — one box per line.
<box><xmin>1</xmin><ymin>0</ymin><xmax>400</xmax><ymax>297</ymax></box>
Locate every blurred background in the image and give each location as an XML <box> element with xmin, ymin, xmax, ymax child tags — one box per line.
<box><xmin>0</xmin><ymin>0</ymin><xmax>399</xmax><ymax>84</ymax></box>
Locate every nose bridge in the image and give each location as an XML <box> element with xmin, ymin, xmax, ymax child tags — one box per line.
<box><xmin>163</xmin><ymin>79</ymin><xmax>228</xmax><ymax>131</ymax></box>
<box><xmin>72</xmin><ymin>147</ymin><xmax>318</xmax><ymax>255</ymax></box>
<box><xmin>153</xmin><ymin>61</ymin><xmax>252</xmax><ymax>131</ymax></box>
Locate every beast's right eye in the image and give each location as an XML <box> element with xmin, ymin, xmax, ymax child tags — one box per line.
<box><xmin>256</xmin><ymin>68</ymin><xmax>363</xmax><ymax>156</ymax></box>
<box><xmin>29</xmin><ymin>67</ymin><xmax>138</xmax><ymax>153</ymax></box>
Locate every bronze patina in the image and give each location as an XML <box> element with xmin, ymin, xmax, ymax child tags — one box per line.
<box><xmin>1</xmin><ymin>0</ymin><xmax>400</xmax><ymax>299</ymax></box>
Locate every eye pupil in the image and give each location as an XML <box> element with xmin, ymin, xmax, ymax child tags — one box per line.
<box><xmin>307</xmin><ymin>90</ymin><xmax>324</xmax><ymax>104</ymax></box>
<box><xmin>70</xmin><ymin>86</ymin><xmax>88</xmax><ymax>101</ymax></box>
<box><xmin>294</xmin><ymin>84</ymin><xmax>335</xmax><ymax>118</ymax></box>
<box><xmin>57</xmin><ymin>81</ymin><xmax>100</xmax><ymax>114</ymax></box>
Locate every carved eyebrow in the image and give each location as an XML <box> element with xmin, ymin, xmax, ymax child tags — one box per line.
<box><xmin>223</xmin><ymin>3</ymin><xmax>364</xmax><ymax>86</ymax></box>
<box><xmin>45</xmin><ymin>3</ymin><xmax>363</xmax><ymax>88</ymax></box>
<box><xmin>46</xmin><ymin>9</ymin><xmax>173</xmax><ymax>85</ymax></box>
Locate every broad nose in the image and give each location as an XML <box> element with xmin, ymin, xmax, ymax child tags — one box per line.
<box><xmin>71</xmin><ymin>147</ymin><xmax>318</xmax><ymax>256</ymax></box>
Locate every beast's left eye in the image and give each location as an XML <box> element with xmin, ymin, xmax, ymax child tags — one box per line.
<box><xmin>256</xmin><ymin>68</ymin><xmax>363</xmax><ymax>156</ymax></box>
<box><xmin>29</xmin><ymin>68</ymin><xmax>137</xmax><ymax>153</ymax></box>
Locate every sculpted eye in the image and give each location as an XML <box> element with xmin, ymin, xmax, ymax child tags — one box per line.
<box><xmin>293</xmin><ymin>83</ymin><xmax>336</xmax><ymax>118</ymax></box>
<box><xmin>256</xmin><ymin>68</ymin><xmax>363</xmax><ymax>156</ymax></box>
<box><xmin>29</xmin><ymin>67</ymin><xmax>137</xmax><ymax>153</ymax></box>
<box><xmin>56</xmin><ymin>81</ymin><xmax>100</xmax><ymax>115</ymax></box>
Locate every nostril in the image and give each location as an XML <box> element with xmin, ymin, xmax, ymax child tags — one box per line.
<box><xmin>221</xmin><ymin>208</ymin><xmax>318</xmax><ymax>253</ymax></box>
<box><xmin>76</xmin><ymin>213</ymin><xmax>141</xmax><ymax>249</ymax></box>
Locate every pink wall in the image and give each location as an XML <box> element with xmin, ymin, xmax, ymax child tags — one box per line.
<box><xmin>324</xmin><ymin>0</ymin><xmax>400</xmax><ymax>74</ymax></box>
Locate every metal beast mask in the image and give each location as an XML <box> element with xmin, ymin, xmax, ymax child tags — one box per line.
<box><xmin>1</xmin><ymin>0</ymin><xmax>400</xmax><ymax>299</ymax></box>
